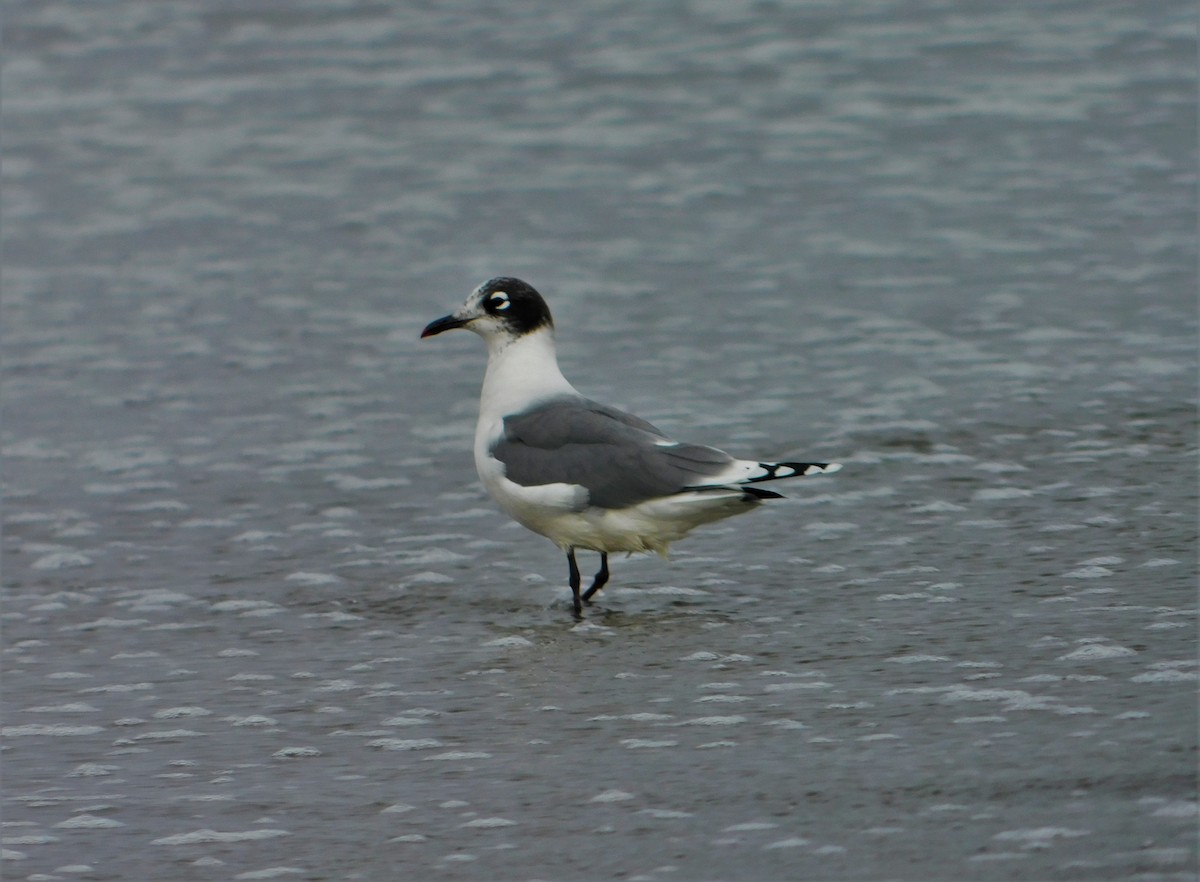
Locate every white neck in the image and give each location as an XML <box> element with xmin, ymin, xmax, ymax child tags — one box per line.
<box><xmin>478</xmin><ymin>327</ymin><xmax>578</xmax><ymax>423</ymax></box>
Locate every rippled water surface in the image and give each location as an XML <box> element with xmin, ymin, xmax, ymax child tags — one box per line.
<box><xmin>4</xmin><ymin>1</ymin><xmax>1196</xmax><ymax>880</ymax></box>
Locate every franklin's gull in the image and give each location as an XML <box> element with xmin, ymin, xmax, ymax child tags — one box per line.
<box><xmin>421</xmin><ymin>277</ymin><xmax>840</xmax><ymax>616</ymax></box>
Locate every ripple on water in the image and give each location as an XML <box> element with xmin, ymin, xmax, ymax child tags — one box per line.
<box><xmin>151</xmin><ymin>829</ymin><xmax>291</xmax><ymax>845</ymax></box>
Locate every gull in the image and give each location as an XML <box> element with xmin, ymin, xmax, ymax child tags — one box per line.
<box><xmin>420</xmin><ymin>277</ymin><xmax>840</xmax><ymax>616</ymax></box>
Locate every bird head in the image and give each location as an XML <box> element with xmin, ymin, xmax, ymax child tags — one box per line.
<box><xmin>420</xmin><ymin>277</ymin><xmax>554</xmax><ymax>343</ymax></box>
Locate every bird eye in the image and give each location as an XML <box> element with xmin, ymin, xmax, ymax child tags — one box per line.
<box><xmin>488</xmin><ymin>291</ymin><xmax>511</xmax><ymax>311</ymax></box>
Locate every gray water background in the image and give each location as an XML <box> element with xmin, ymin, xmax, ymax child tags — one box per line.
<box><xmin>3</xmin><ymin>1</ymin><xmax>1196</xmax><ymax>880</ymax></box>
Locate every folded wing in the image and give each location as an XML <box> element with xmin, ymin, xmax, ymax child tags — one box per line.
<box><xmin>493</xmin><ymin>397</ymin><xmax>738</xmax><ymax>509</ymax></box>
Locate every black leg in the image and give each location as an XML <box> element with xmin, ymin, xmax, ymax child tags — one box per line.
<box><xmin>582</xmin><ymin>551</ymin><xmax>609</xmax><ymax>603</ymax></box>
<box><xmin>566</xmin><ymin>547</ymin><xmax>582</xmax><ymax>618</ymax></box>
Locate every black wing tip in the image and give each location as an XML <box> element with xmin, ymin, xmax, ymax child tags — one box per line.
<box><xmin>742</xmin><ymin>486</ymin><xmax>785</xmax><ymax>500</ymax></box>
<box><xmin>749</xmin><ymin>461</ymin><xmax>842</xmax><ymax>483</ymax></box>
<box><xmin>681</xmin><ymin>462</ymin><xmax>840</xmax><ymax>498</ymax></box>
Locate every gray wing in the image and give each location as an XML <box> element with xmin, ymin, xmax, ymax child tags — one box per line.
<box><xmin>493</xmin><ymin>397</ymin><xmax>736</xmax><ymax>509</ymax></box>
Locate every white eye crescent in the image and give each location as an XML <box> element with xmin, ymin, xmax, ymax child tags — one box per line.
<box><xmin>489</xmin><ymin>291</ymin><xmax>511</xmax><ymax>310</ymax></box>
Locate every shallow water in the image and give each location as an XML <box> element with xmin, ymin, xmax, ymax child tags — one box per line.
<box><xmin>3</xmin><ymin>1</ymin><xmax>1196</xmax><ymax>880</ymax></box>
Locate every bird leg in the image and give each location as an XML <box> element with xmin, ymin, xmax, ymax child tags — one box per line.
<box><xmin>566</xmin><ymin>548</ymin><xmax>583</xmax><ymax>618</ymax></box>
<box><xmin>581</xmin><ymin>552</ymin><xmax>609</xmax><ymax>603</ymax></box>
